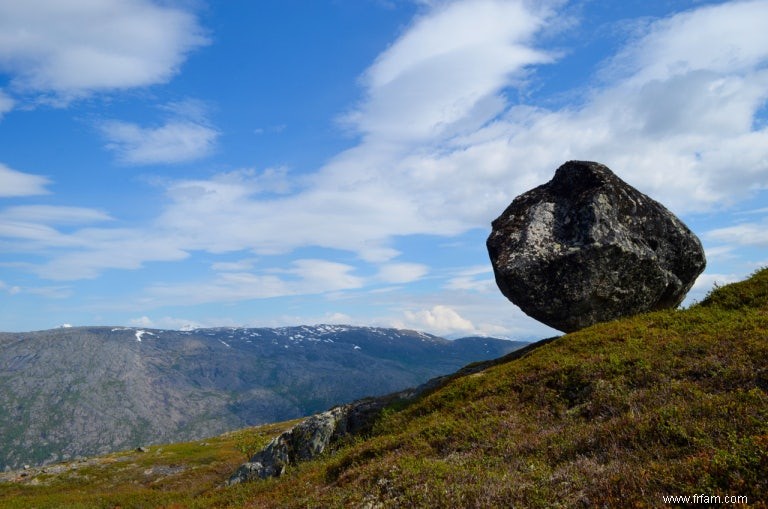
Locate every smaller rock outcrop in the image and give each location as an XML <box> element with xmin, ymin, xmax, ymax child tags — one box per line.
<box><xmin>487</xmin><ymin>161</ymin><xmax>706</xmax><ymax>332</ymax></box>
<box><xmin>226</xmin><ymin>397</ymin><xmax>396</xmax><ymax>484</ymax></box>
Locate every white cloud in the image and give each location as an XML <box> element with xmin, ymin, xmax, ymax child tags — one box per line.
<box><xmin>150</xmin><ymin>272</ymin><xmax>284</xmax><ymax>303</ymax></box>
<box><xmin>737</xmin><ymin>206</ymin><xmax>768</xmax><ymax>216</ymax></box>
<box><xmin>0</xmin><ymin>281</ymin><xmax>70</xmax><ymax>298</ymax></box>
<box><xmin>0</xmin><ymin>0</ymin><xmax>208</xmax><ymax>100</ymax></box>
<box><xmin>224</xmin><ymin>311</ymin><xmax>359</xmax><ymax>330</ymax></box>
<box><xmin>152</xmin><ymin>169</ymin><xmax>423</xmax><ymax>260</ymax></box>
<box><xmin>26</xmin><ymin>285</ymin><xmax>72</xmax><ymax>299</ymax></box>
<box><xmin>605</xmin><ymin>0</ymin><xmax>768</xmax><ymax>86</ymax></box>
<box><xmin>1</xmin><ymin>205</ymin><xmax>111</xmax><ymax>224</ymax></box>
<box><xmin>0</xmin><ymin>280</ymin><xmax>21</xmax><ymax>295</ymax></box>
<box><xmin>0</xmin><ymin>204</ymin><xmax>115</xmax><ymax>252</ymax></box>
<box><xmin>0</xmin><ymin>89</ymin><xmax>13</xmax><ymax>117</ymax></box>
<box><xmin>706</xmin><ymin>220</ymin><xmax>768</xmax><ymax>247</ymax></box>
<box><xmin>129</xmin><ymin>316</ymin><xmax>154</xmax><ymax>328</ymax></box>
<box><xmin>143</xmin><ymin>259</ymin><xmax>364</xmax><ymax>307</ymax></box>
<box><xmin>0</xmin><ymin>163</ymin><xmax>50</xmax><ymax>197</ymax></box>
<box><xmin>399</xmin><ymin>304</ymin><xmax>477</xmax><ymax>337</ymax></box>
<box><xmin>376</xmin><ymin>277</ymin><xmax>561</xmax><ymax>339</ymax></box>
<box><xmin>445</xmin><ymin>265</ymin><xmax>495</xmax><ymax>292</ymax></box>
<box><xmin>322</xmin><ymin>312</ymin><xmax>355</xmax><ymax>324</ymax></box>
<box><xmin>100</xmin><ymin>119</ymin><xmax>218</xmax><ymax>164</ymax></box>
<box><xmin>344</xmin><ymin>0</ymin><xmax>555</xmax><ymax>144</ymax></box>
<box><xmin>32</xmin><ymin>228</ymin><xmax>191</xmax><ymax>280</ymax></box>
<box><xmin>0</xmin><ymin>205</ymin><xmax>113</xmax><ymax>255</ymax></box>
<box><xmin>285</xmin><ymin>259</ymin><xmax>366</xmax><ymax>292</ymax></box>
<box><xmin>211</xmin><ymin>258</ymin><xmax>258</xmax><ymax>272</ymax></box>
<box><xmin>376</xmin><ymin>263</ymin><xmax>429</xmax><ymax>284</ymax></box>
<box><xmin>99</xmin><ymin>101</ymin><xmax>219</xmax><ymax>164</ymax></box>
<box><xmin>129</xmin><ymin>315</ymin><xmax>206</xmax><ymax>330</ymax></box>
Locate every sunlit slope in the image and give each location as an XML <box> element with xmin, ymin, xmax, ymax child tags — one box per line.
<box><xmin>0</xmin><ymin>421</ymin><xmax>296</xmax><ymax>509</ymax></box>
<box><xmin>236</xmin><ymin>269</ymin><xmax>768</xmax><ymax>508</ymax></box>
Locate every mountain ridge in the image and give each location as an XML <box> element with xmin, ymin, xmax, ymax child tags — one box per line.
<box><xmin>0</xmin><ymin>324</ymin><xmax>524</xmax><ymax>470</ymax></box>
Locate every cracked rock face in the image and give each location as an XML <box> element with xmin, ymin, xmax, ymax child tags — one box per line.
<box><xmin>487</xmin><ymin>161</ymin><xmax>706</xmax><ymax>333</ymax></box>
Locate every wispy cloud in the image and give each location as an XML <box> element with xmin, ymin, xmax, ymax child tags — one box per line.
<box><xmin>397</xmin><ymin>304</ymin><xmax>477</xmax><ymax>337</ymax></box>
<box><xmin>211</xmin><ymin>258</ymin><xmax>259</xmax><ymax>272</ymax></box>
<box><xmin>0</xmin><ymin>90</ymin><xmax>13</xmax><ymax>118</ymax></box>
<box><xmin>0</xmin><ymin>0</ymin><xmax>208</xmax><ymax>102</ymax></box>
<box><xmin>0</xmin><ymin>280</ymin><xmax>21</xmax><ymax>295</ymax></box>
<box><xmin>144</xmin><ymin>259</ymin><xmax>365</xmax><ymax>307</ymax></box>
<box><xmin>0</xmin><ymin>163</ymin><xmax>50</xmax><ymax>197</ymax></box>
<box><xmin>99</xmin><ymin>119</ymin><xmax>218</xmax><ymax>165</ymax></box>
<box><xmin>376</xmin><ymin>263</ymin><xmax>429</xmax><ymax>284</ymax></box>
<box><xmin>0</xmin><ymin>204</ymin><xmax>112</xmax><ymax>253</ymax></box>
<box><xmin>445</xmin><ymin>265</ymin><xmax>494</xmax><ymax>292</ymax></box>
<box><xmin>1</xmin><ymin>205</ymin><xmax>111</xmax><ymax>224</ymax></box>
<box><xmin>33</xmin><ymin>229</ymin><xmax>190</xmax><ymax>280</ymax></box>
<box><xmin>707</xmin><ymin>220</ymin><xmax>768</xmax><ymax>247</ymax></box>
<box><xmin>345</xmin><ymin>0</ymin><xmax>556</xmax><ymax>143</ymax></box>
<box><xmin>129</xmin><ymin>315</ymin><xmax>204</xmax><ymax>330</ymax></box>
<box><xmin>99</xmin><ymin>100</ymin><xmax>219</xmax><ymax>164</ymax></box>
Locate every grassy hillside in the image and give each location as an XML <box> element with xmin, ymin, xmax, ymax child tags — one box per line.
<box><xmin>2</xmin><ymin>269</ymin><xmax>767</xmax><ymax>508</ymax></box>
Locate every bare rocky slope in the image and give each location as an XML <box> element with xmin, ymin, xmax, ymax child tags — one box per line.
<box><xmin>0</xmin><ymin>325</ymin><xmax>524</xmax><ymax>470</ymax></box>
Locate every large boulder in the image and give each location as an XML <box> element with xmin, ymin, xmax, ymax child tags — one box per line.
<box><xmin>486</xmin><ymin>161</ymin><xmax>706</xmax><ymax>332</ymax></box>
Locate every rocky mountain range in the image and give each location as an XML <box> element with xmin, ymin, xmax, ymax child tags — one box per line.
<box><xmin>0</xmin><ymin>324</ymin><xmax>524</xmax><ymax>470</ymax></box>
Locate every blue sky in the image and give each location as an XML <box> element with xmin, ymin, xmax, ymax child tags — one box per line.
<box><xmin>1</xmin><ymin>0</ymin><xmax>767</xmax><ymax>338</ymax></box>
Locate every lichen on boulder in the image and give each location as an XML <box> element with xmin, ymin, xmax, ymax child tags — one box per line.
<box><xmin>486</xmin><ymin>160</ymin><xmax>706</xmax><ymax>332</ymax></box>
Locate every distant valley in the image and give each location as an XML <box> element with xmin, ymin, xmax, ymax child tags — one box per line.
<box><xmin>0</xmin><ymin>325</ymin><xmax>525</xmax><ymax>470</ymax></box>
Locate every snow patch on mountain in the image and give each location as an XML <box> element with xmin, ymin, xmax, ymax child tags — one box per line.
<box><xmin>135</xmin><ymin>330</ymin><xmax>155</xmax><ymax>342</ymax></box>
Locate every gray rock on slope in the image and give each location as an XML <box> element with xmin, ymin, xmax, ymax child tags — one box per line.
<box><xmin>486</xmin><ymin>160</ymin><xmax>706</xmax><ymax>332</ymax></box>
<box><xmin>226</xmin><ymin>397</ymin><xmax>395</xmax><ymax>484</ymax></box>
